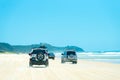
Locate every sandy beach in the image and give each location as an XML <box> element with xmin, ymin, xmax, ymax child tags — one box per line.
<box><xmin>0</xmin><ymin>54</ymin><xmax>120</xmax><ymax>80</ymax></box>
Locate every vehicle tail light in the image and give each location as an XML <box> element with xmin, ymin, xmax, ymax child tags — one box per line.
<box><xmin>29</xmin><ymin>53</ymin><xmax>32</xmax><ymax>56</ymax></box>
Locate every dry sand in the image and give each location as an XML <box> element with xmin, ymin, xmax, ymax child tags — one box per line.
<box><xmin>0</xmin><ymin>54</ymin><xmax>120</xmax><ymax>80</ymax></box>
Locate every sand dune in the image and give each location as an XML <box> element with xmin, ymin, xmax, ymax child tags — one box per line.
<box><xmin>0</xmin><ymin>54</ymin><xmax>120</xmax><ymax>80</ymax></box>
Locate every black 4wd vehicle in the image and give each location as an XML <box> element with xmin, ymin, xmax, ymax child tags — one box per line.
<box><xmin>61</xmin><ymin>50</ymin><xmax>77</xmax><ymax>64</ymax></box>
<box><xmin>29</xmin><ymin>48</ymin><xmax>49</xmax><ymax>67</ymax></box>
<box><xmin>48</xmin><ymin>52</ymin><xmax>55</xmax><ymax>60</ymax></box>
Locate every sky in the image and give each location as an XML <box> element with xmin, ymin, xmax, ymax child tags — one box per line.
<box><xmin>0</xmin><ymin>0</ymin><xmax>120</xmax><ymax>51</ymax></box>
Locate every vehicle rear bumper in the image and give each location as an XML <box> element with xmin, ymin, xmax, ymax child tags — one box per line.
<box><xmin>64</xmin><ymin>58</ymin><xmax>77</xmax><ymax>62</ymax></box>
<box><xmin>30</xmin><ymin>58</ymin><xmax>46</xmax><ymax>65</ymax></box>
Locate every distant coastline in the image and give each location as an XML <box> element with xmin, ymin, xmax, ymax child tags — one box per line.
<box><xmin>0</xmin><ymin>42</ymin><xmax>84</xmax><ymax>53</ymax></box>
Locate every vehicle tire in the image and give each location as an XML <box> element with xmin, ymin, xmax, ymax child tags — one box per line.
<box><xmin>52</xmin><ymin>57</ymin><xmax>55</xmax><ymax>60</ymax></box>
<box><xmin>29</xmin><ymin>61</ymin><xmax>33</xmax><ymax>67</ymax></box>
<box><xmin>61</xmin><ymin>59</ymin><xmax>65</xmax><ymax>63</ymax></box>
<box><xmin>36</xmin><ymin>53</ymin><xmax>44</xmax><ymax>61</ymax></box>
<box><xmin>45</xmin><ymin>59</ymin><xmax>49</xmax><ymax>67</ymax></box>
<box><xmin>72</xmin><ymin>61</ymin><xmax>77</xmax><ymax>64</ymax></box>
<box><xmin>75</xmin><ymin>61</ymin><xmax>77</xmax><ymax>64</ymax></box>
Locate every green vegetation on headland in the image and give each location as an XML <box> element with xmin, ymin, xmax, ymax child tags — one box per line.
<box><xmin>0</xmin><ymin>51</ymin><xmax>16</xmax><ymax>54</ymax></box>
<box><xmin>0</xmin><ymin>42</ymin><xmax>84</xmax><ymax>54</ymax></box>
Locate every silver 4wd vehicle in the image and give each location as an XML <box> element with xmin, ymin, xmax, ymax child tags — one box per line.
<box><xmin>61</xmin><ymin>50</ymin><xmax>77</xmax><ymax>64</ymax></box>
<box><xmin>29</xmin><ymin>48</ymin><xmax>49</xmax><ymax>67</ymax></box>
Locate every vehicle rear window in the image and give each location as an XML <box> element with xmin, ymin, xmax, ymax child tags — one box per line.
<box><xmin>32</xmin><ymin>50</ymin><xmax>45</xmax><ymax>54</ymax></box>
<box><xmin>67</xmin><ymin>51</ymin><xmax>76</xmax><ymax>55</ymax></box>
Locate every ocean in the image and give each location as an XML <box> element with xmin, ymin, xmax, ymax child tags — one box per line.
<box><xmin>77</xmin><ymin>52</ymin><xmax>120</xmax><ymax>64</ymax></box>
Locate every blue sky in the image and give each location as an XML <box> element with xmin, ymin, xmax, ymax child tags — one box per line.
<box><xmin>0</xmin><ymin>0</ymin><xmax>120</xmax><ymax>51</ymax></box>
